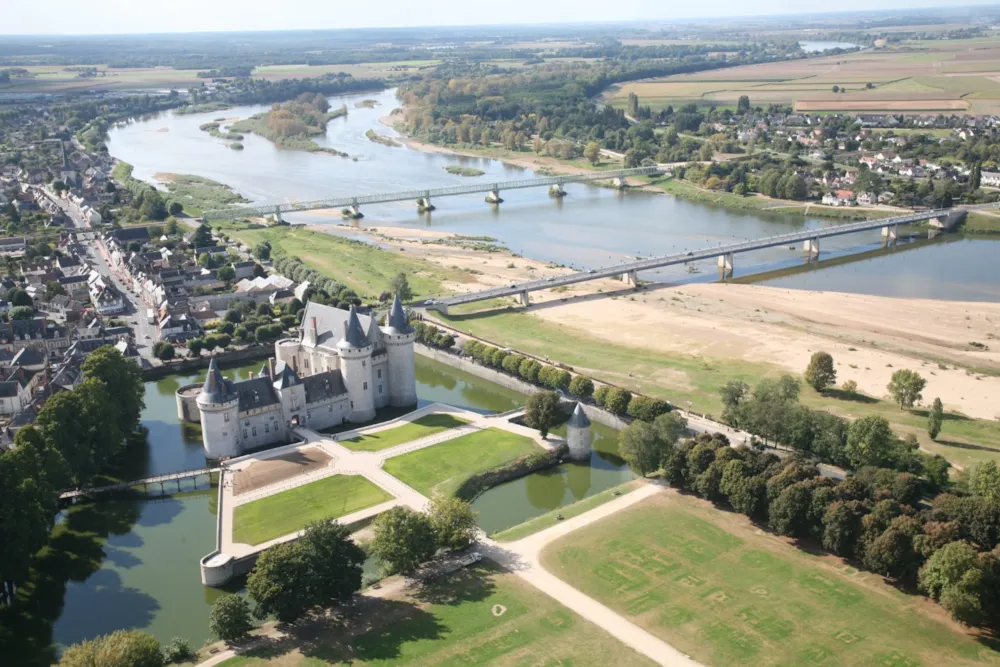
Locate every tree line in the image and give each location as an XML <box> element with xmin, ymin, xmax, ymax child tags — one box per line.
<box><xmin>0</xmin><ymin>347</ymin><xmax>145</xmax><ymax>606</ymax></box>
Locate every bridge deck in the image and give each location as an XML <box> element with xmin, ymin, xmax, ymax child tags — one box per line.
<box><xmin>60</xmin><ymin>467</ymin><xmax>221</xmax><ymax>499</ymax></box>
<box><xmin>203</xmin><ymin>167</ymin><xmax>661</xmax><ymax>220</ymax></box>
<box><xmin>435</xmin><ymin>208</ymin><xmax>961</xmax><ymax>308</ymax></box>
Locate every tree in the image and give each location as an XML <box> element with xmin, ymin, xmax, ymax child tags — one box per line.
<box><xmin>822</xmin><ymin>500</ymin><xmax>867</xmax><ymax>557</ymax></box>
<box><xmin>246</xmin><ymin>541</ymin><xmax>312</xmax><ymax>623</ymax></box>
<box><xmin>44</xmin><ymin>281</ymin><xmax>66</xmax><ymax>300</ymax></box>
<box><xmin>525</xmin><ymin>390</ymin><xmax>560</xmax><ymax>437</ymax></box>
<box><xmin>10</xmin><ymin>306</ymin><xmax>35</xmax><ymax>320</ymax></box>
<box><xmin>583</xmin><ymin>141</ymin><xmax>601</xmax><ymax>165</ymax></box>
<box><xmin>617</xmin><ymin>420</ymin><xmax>663</xmax><ymax>477</ymax></box>
<box><xmin>928</xmin><ymin>397</ymin><xmax>943</xmax><ymax>440</ymax></box>
<box><xmin>187</xmin><ymin>338</ymin><xmax>205</xmax><ymax>357</ymax></box>
<box><xmin>191</xmin><ymin>222</ymin><xmax>213</xmax><ymax>248</ymax></box>
<box><xmin>168</xmin><ymin>201</ymin><xmax>183</xmax><ymax>216</ymax></box>
<box><xmin>223</xmin><ymin>308</ymin><xmax>243</xmax><ymax>324</ymax></box>
<box><xmin>604</xmin><ymin>388</ymin><xmax>632</xmax><ymax>416</ymax></box>
<box><xmin>719</xmin><ymin>380</ymin><xmax>750</xmax><ymax>409</ymax></box>
<box><xmin>967</xmin><ymin>461</ymin><xmax>1000</xmax><ymax>501</ymax></box>
<box><xmin>198</xmin><ymin>252</ymin><xmax>213</xmax><ymax>269</ymax></box>
<box><xmin>769</xmin><ymin>482</ymin><xmax>814</xmax><ymax>537</ymax></box>
<box><xmin>568</xmin><ymin>375</ymin><xmax>594</xmax><ymax>399</ymax></box>
<box><xmin>9</xmin><ymin>288</ymin><xmax>32</xmax><ymax>307</ymax></box>
<box><xmin>59</xmin><ymin>630</ymin><xmax>163</xmax><ymax>667</ymax></box>
<box><xmin>841</xmin><ymin>379</ymin><xmax>858</xmax><ymax>396</ymax></box>
<box><xmin>845</xmin><ymin>415</ymin><xmax>898</xmax><ymax>469</ymax></box>
<box><xmin>886</xmin><ymin>369</ymin><xmax>926</xmax><ymax>409</ymax></box>
<box><xmin>370</xmin><ymin>506</ymin><xmax>437</xmax><ymax>575</ymax></box>
<box><xmin>832</xmin><ymin>85</ymin><xmax>840</xmax><ymax>93</ymax></box>
<box><xmin>253</xmin><ymin>241</ymin><xmax>272</xmax><ymax>260</ymax></box>
<box><xmin>918</xmin><ymin>540</ymin><xmax>990</xmax><ymax>625</ymax></box>
<box><xmin>626</xmin><ymin>395</ymin><xmax>671</xmax><ymax>422</ymax></box>
<box><xmin>217</xmin><ymin>265</ymin><xmax>236</xmax><ymax>282</ymax></box>
<box><xmin>428</xmin><ymin>496</ymin><xmax>477</xmax><ymax>551</ymax></box>
<box><xmin>83</xmin><ymin>345</ymin><xmax>145</xmax><ymax>438</ymax></box>
<box><xmin>804</xmin><ymin>351</ymin><xmax>836</xmax><ymax>392</ymax></box>
<box><xmin>737</xmin><ymin>95</ymin><xmax>751</xmax><ymax>113</ymax></box>
<box><xmin>519</xmin><ymin>358</ymin><xmax>542</xmax><ymax>383</ymax></box>
<box><xmin>209</xmin><ymin>594</ymin><xmax>254</xmax><ymax>643</ymax></box>
<box><xmin>298</xmin><ymin>520</ymin><xmax>365</xmax><ymax>609</ymax></box>
<box><xmin>390</xmin><ymin>272</ymin><xmax>413</xmax><ymax>302</ymax></box>
<box><xmin>652</xmin><ymin>412</ymin><xmax>688</xmax><ymax>448</ymax></box>
<box><xmin>593</xmin><ymin>386</ymin><xmax>610</xmax><ymax>407</ymax></box>
<box><xmin>152</xmin><ymin>340</ymin><xmax>174</xmax><ymax>361</ymax></box>
<box><xmin>163</xmin><ymin>637</ymin><xmax>194</xmax><ymax>663</ymax></box>
<box><xmin>256</xmin><ymin>302</ymin><xmax>272</xmax><ymax>317</ymax></box>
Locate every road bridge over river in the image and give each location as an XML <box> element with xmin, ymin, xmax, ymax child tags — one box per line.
<box><xmin>428</xmin><ymin>207</ymin><xmax>972</xmax><ymax>313</ymax></box>
<box><xmin>202</xmin><ymin>166</ymin><xmax>662</xmax><ymax>221</ymax></box>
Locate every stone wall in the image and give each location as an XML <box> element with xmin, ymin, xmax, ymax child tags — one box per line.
<box><xmin>142</xmin><ymin>345</ymin><xmax>274</xmax><ymax>381</ymax></box>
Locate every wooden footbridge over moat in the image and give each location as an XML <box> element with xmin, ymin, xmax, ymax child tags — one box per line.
<box><xmin>59</xmin><ymin>467</ymin><xmax>221</xmax><ymax>500</ymax></box>
<box><xmin>201</xmin><ymin>166</ymin><xmax>663</xmax><ymax>221</ymax></box>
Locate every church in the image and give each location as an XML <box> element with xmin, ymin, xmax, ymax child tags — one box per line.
<box><xmin>195</xmin><ymin>296</ymin><xmax>417</xmax><ymax>459</ymax></box>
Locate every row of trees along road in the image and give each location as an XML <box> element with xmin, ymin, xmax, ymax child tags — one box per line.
<box><xmin>208</xmin><ymin>497</ymin><xmax>477</xmax><ymax>643</ymax></box>
<box><xmin>1</xmin><ymin>346</ymin><xmax>144</xmax><ymax>606</ymax></box>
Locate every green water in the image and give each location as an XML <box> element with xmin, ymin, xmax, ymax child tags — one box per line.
<box><xmin>1</xmin><ymin>355</ymin><xmax>623</xmax><ymax>660</ymax></box>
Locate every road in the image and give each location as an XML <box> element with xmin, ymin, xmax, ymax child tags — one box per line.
<box><xmin>52</xmin><ymin>194</ymin><xmax>160</xmax><ymax>359</ymax></box>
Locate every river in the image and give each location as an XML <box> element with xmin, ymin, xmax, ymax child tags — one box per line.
<box><xmin>6</xmin><ymin>355</ymin><xmax>633</xmax><ymax>661</ymax></box>
<box><xmin>105</xmin><ymin>87</ymin><xmax>998</xmax><ymax>297</ymax></box>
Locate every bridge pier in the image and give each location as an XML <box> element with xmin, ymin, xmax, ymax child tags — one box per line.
<box><xmin>803</xmin><ymin>238</ymin><xmax>820</xmax><ymax>259</ymax></box>
<box><xmin>613</xmin><ymin>176</ymin><xmax>628</xmax><ymax>189</ymax></box>
<box><xmin>881</xmin><ymin>224</ymin><xmax>898</xmax><ymax>246</ymax></box>
<box><xmin>417</xmin><ymin>192</ymin><xmax>435</xmax><ymax>213</ymax></box>
<box><xmin>516</xmin><ymin>290</ymin><xmax>530</xmax><ymax>306</ymax></box>
<box><xmin>549</xmin><ymin>183</ymin><xmax>567</xmax><ymax>197</ymax></box>
<box><xmin>342</xmin><ymin>199</ymin><xmax>363</xmax><ymax>219</ymax></box>
<box><xmin>271</xmin><ymin>205</ymin><xmax>282</xmax><ymax>223</ymax></box>
<box><xmin>485</xmin><ymin>187</ymin><xmax>503</xmax><ymax>204</ymax></box>
<box><xmin>717</xmin><ymin>252</ymin><xmax>734</xmax><ymax>278</ymax></box>
<box><xmin>622</xmin><ymin>270</ymin><xmax>639</xmax><ymax>288</ymax></box>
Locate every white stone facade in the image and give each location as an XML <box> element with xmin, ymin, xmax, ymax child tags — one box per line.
<box><xmin>196</xmin><ymin>299</ymin><xmax>416</xmax><ymax>459</ymax></box>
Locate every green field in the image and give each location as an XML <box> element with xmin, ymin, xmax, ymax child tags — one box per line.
<box><xmin>541</xmin><ymin>493</ymin><xmax>1000</xmax><ymax>666</ymax></box>
<box><xmin>233</xmin><ymin>474</ymin><xmax>392</xmax><ymax>545</ymax></box>
<box><xmin>211</xmin><ymin>223</ymin><xmax>475</xmax><ymax>300</ymax></box>
<box><xmin>216</xmin><ymin>563</ymin><xmax>654</xmax><ymax>667</ymax></box>
<box><xmin>342</xmin><ymin>414</ymin><xmax>470</xmax><ymax>452</ymax></box>
<box><xmin>382</xmin><ymin>428</ymin><xmax>543</xmax><ymax>498</ymax></box>
<box><xmin>436</xmin><ymin>309</ymin><xmax>1000</xmax><ymax>468</ymax></box>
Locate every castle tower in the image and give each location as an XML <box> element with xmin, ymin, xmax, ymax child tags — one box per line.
<box><xmin>382</xmin><ymin>294</ymin><xmax>417</xmax><ymax>408</ymax></box>
<box><xmin>566</xmin><ymin>402</ymin><xmax>592</xmax><ymax>461</ymax></box>
<box><xmin>338</xmin><ymin>305</ymin><xmax>376</xmax><ymax>422</ymax></box>
<box><xmin>196</xmin><ymin>359</ymin><xmax>241</xmax><ymax>459</ymax></box>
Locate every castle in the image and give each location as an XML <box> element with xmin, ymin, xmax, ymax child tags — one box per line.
<box><xmin>193</xmin><ymin>297</ymin><xmax>416</xmax><ymax>459</ymax></box>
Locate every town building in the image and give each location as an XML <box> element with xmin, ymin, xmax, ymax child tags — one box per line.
<box><xmin>192</xmin><ymin>297</ymin><xmax>417</xmax><ymax>459</ymax></box>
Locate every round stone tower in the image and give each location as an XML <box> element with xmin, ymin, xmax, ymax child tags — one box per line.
<box><xmin>338</xmin><ymin>305</ymin><xmax>376</xmax><ymax>423</ymax></box>
<box><xmin>196</xmin><ymin>359</ymin><xmax>241</xmax><ymax>459</ymax></box>
<box><xmin>383</xmin><ymin>294</ymin><xmax>417</xmax><ymax>408</ymax></box>
<box><xmin>566</xmin><ymin>402</ymin><xmax>592</xmax><ymax>461</ymax></box>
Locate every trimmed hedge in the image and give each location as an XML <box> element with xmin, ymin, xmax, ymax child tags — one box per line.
<box><xmin>453</xmin><ymin>444</ymin><xmax>567</xmax><ymax>502</ymax></box>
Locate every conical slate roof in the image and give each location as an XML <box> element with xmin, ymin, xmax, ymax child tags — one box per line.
<box><xmin>385</xmin><ymin>294</ymin><xmax>414</xmax><ymax>334</ymax></box>
<box><xmin>338</xmin><ymin>305</ymin><xmax>371</xmax><ymax>349</ymax></box>
<box><xmin>200</xmin><ymin>359</ymin><xmax>233</xmax><ymax>403</ymax></box>
<box><xmin>567</xmin><ymin>402</ymin><xmax>591</xmax><ymax>428</ymax></box>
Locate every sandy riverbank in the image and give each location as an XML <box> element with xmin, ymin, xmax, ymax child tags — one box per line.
<box><xmin>347</xmin><ymin>224</ymin><xmax>1000</xmax><ymax>420</ymax></box>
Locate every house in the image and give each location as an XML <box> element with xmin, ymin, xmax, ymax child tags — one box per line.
<box><xmin>855</xmin><ymin>192</ymin><xmax>875</xmax><ymax>206</ymax></box>
<box><xmin>231</xmin><ymin>260</ymin><xmax>256</xmax><ymax>280</ymax></box>
<box><xmin>0</xmin><ymin>237</ymin><xmax>26</xmax><ymax>257</ymax></box>
<box><xmin>0</xmin><ymin>318</ymin><xmax>70</xmax><ymax>352</ymax></box>
<box><xmin>88</xmin><ymin>272</ymin><xmax>125</xmax><ymax>316</ymax></box>
<box><xmin>982</xmin><ymin>171</ymin><xmax>1000</xmax><ymax>187</ymax></box>
<box><xmin>269</xmin><ymin>288</ymin><xmax>295</xmax><ymax>306</ymax></box>
<box><xmin>0</xmin><ymin>368</ymin><xmax>34</xmax><ymax>416</ymax></box>
<box><xmin>878</xmin><ymin>191</ymin><xmax>895</xmax><ymax>204</ymax></box>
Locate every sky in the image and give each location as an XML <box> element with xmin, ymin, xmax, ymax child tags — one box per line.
<box><xmin>3</xmin><ymin>0</ymin><xmax>998</xmax><ymax>35</ymax></box>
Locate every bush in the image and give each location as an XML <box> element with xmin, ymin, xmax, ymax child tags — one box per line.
<box><xmin>626</xmin><ymin>395</ymin><xmax>671</xmax><ymax>422</ymax></box>
<box><xmin>501</xmin><ymin>354</ymin><xmax>525</xmax><ymax>374</ymax></box>
<box><xmin>568</xmin><ymin>375</ymin><xmax>594</xmax><ymax>399</ymax></box>
<box><xmin>163</xmin><ymin>637</ymin><xmax>194</xmax><ymax>663</ymax></box>
<box><xmin>491</xmin><ymin>348</ymin><xmax>509</xmax><ymax>368</ymax></box>
<box><xmin>209</xmin><ymin>594</ymin><xmax>253</xmax><ymax>643</ymax></box>
<box><xmin>152</xmin><ymin>340</ymin><xmax>174</xmax><ymax>361</ymax></box>
<box><xmin>519</xmin><ymin>358</ymin><xmax>542</xmax><ymax>383</ymax></box>
<box><xmin>594</xmin><ymin>385</ymin><xmax>610</xmax><ymax>407</ymax></box>
<box><xmin>605</xmin><ymin>388</ymin><xmax>632</xmax><ymax>416</ymax></box>
<box><xmin>59</xmin><ymin>630</ymin><xmax>163</xmax><ymax>667</ymax></box>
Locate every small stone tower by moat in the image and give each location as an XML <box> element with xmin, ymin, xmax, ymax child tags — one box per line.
<box><xmin>566</xmin><ymin>402</ymin><xmax>592</xmax><ymax>461</ymax></box>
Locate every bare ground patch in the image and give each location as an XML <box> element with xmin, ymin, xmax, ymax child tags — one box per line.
<box><xmin>233</xmin><ymin>447</ymin><xmax>333</xmax><ymax>496</ymax></box>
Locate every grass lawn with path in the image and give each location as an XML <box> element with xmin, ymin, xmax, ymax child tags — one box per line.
<box><xmin>215</xmin><ymin>562</ymin><xmax>655</xmax><ymax>666</ymax></box>
<box><xmin>341</xmin><ymin>414</ymin><xmax>470</xmax><ymax>452</ymax></box>
<box><xmin>541</xmin><ymin>491</ymin><xmax>1000</xmax><ymax>666</ymax></box>
<box><xmin>382</xmin><ymin>427</ymin><xmax>543</xmax><ymax>498</ymax></box>
<box><xmin>233</xmin><ymin>475</ymin><xmax>392</xmax><ymax>545</ymax></box>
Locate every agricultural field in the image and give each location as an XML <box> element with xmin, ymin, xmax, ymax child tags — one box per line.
<box><xmin>215</xmin><ymin>563</ymin><xmax>655</xmax><ymax>667</ymax></box>
<box><xmin>541</xmin><ymin>492</ymin><xmax>1000</xmax><ymax>666</ymax></box>
<box><xmin>605</xmin><ymin>38</ymin><xmax>1000</xmax><ymax>114</ymax></box>
<box><xmin>381</xmin><ymin>427</ymin><xmax>543</xmax><ymax>498</ymax></box>
<box><xmin>0</xmin><ymin>65</ymin><xmax>203</xmax><ymax>93</ymax></box>
<box><xmin>232</xmin><ymin>474</ymin><xmax>392</xmax><ymax>545</ymax></box>
<box><xmin>252</xmin><ymin>60</ymin><xmax>440</xmax><ymax>81</ymax></box>
<box><xmin>341</xmin><ymin>414</ymin><xmax>470</xmax><ymax>452</ymax></box>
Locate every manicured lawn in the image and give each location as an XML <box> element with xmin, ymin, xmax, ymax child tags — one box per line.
<box><xmin>233</xmin><ymin>475</ymin><xmax>392</xmax><ymax>545</ymax></box>
<box><xmin>342</xmin><ymin>414</ymin><xmax>470</xmax><ymax>452</ymax></box>
<box><xmin>382</xmin><ymin>427</ymin><xmax>543</xmax><ymax>498</ymax></box>
<box><xmin>540</xmin><ymin>492</ymin><xmax>1000</xmax><ymax>666</ymax></box>
<box><xmin>211</xmin><ymin>224</ymin><xmax>475</xmax><ymax>300</ymax></box>
<box><xmin>216</xmin><ymin>563</ymin><xmax>654</xmax><ymax>666</ymax></box>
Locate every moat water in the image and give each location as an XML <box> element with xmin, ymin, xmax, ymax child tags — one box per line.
<box><xmin>3</xmin><ymin>356</ymin><xmax>632</xmax><ymax>661</ymax></box>
<box><xmin>106</xmin><ymin>87</ymin><xmax>999</xmax><ymax>300</ymax></box>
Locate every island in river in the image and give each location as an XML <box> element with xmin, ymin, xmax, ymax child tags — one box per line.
<box><xmin>230</xmin><ymin>93</ymin><xmax>350</xmax><ymax>155</ymax></box>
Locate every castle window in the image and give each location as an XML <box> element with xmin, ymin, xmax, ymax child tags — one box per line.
<box><xmin>224</xmin><ymin>413</ymin><xmax>230</xmax><ymax>423</ymax></box>
<box><xmin>379</xmin><ymin>385</ymin><xmax>382</xmax><ymax>395</ymax></box>
<box><xmin>350</xmin><ymin>401</ymin><xmax>353</xmax><ymax>409</ymax></box>
<box><xmin>252</xmin><ymin>426</ymin><xmax>257</xmax><ymax>436</ymax></box>
<box><xmin>265</xmin><ymin>423</ymin><xmax>269</xmax><ymax>433</ymax></box>
<box><xmin>377</xmin><ymin>369</ymin><xmax>382</xmax><ymax>379</ymax></box>
<box><xmin>363</xmin><ymin>382</ymin><xmax>368</xmax><ymax>390</ymax></box>
<box><xmin>243</xmin><ymin>429</ymin><xmax>248</xmax><ymax>438</ymax></box>
<box><xmin>362</xmin><ymin>360</ymin><xmax>366</xmax><ymax>368</ymax></box>
<box><xmin>328</xmin><ymin>406</ymin><xmax>333</xmax><ymax>413</ymax></box>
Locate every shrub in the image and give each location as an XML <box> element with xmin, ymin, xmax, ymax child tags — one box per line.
<box><xmin>491</xmin><ymin>348</ymin><xmax>509</xmax><ymax>368</ymax></box>
<box><xmin>162</xmin><ymin>637</ymin><xmax>194</xmax><ymax>663</ymax></box>
<box><xmin>605</xmin><ymin>388</ymin><xmax>632</xmax><ymax>415</ymax></box>
<box><xmin>502</xmin><ymin>354</ymin><xmax>525</xmax><ymax>374</ymax></box>
<box><xmin>568</xmin><ymin>375</ymin><xmax>594</xmax><ymax>399</ymax></box>
<box><xmin>626</xmin><ymin>395</ymin><xmax>671</xmax><ymax>422</ymax></box>
<box><xmin>209</xmin><ymin>594</ymin><xmax>254</xmax><ymax>643</ymax></box>
<box><xmin>519</xmin><ymin>358</ymin><xmax>542</xmax><ymax>383</ymax></box>
<box><xmin>593</xmin><ymin>386</ymin><xmax>610</xmax><ymax>407</ymax></box>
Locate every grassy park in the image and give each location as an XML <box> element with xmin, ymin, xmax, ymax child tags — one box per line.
<box><xmin>232</xmin><ymin>475</ymin><xmax>392</xmax><ymax>545</ymax></box>
<box><xmin>215</xmin><ymin>563</ymin><xmax>654</xmax><ymax>667</ymax></box>
<box><xmin>540</xmin><ymin>492</ymin><xmax>1000</xmax><ymax>666</ymax></box>
<box><xmin>341</xmin><ymin>414</ymin><xmax>469</xmax><ymax>452</ymax></box>
<box><xmin>382</xmin><ymin>428</ymin><xmax>543</xmax><ymax>498</ymax></box>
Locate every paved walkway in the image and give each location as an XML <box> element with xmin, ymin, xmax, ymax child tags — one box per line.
<box><xmin>479</xmin><ymin>483</ymin><xmax>703</xmax><ymax>667</ymax></box>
